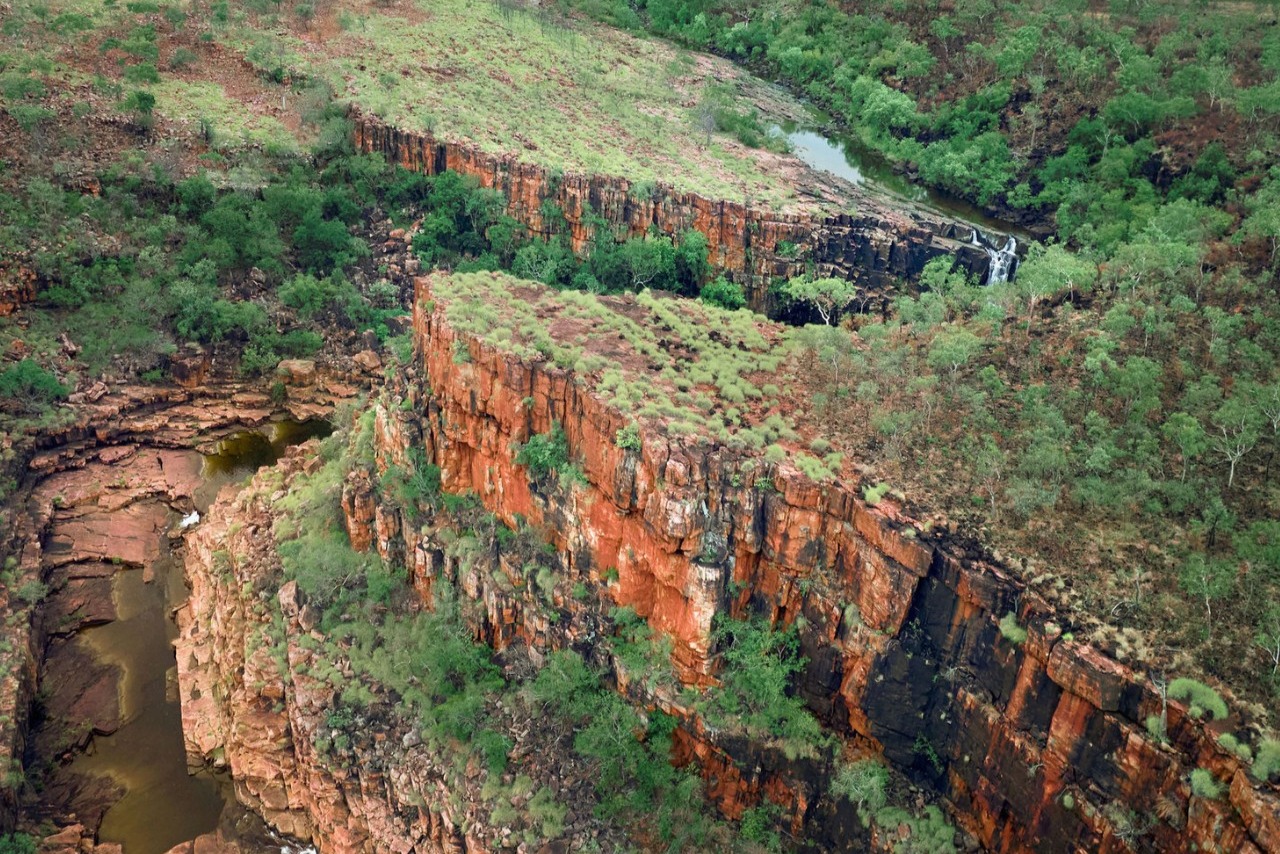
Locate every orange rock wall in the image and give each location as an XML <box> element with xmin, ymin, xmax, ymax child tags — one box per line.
<box><xmin>352</xmin><ymin>116</ymin><xmax>992</xmax><ymax>311</ymax></box>
<box><xmin>177</xmin><ymin>478</ymin><xmax>493</xmax><ymax>854</ymax></box>
<box><xmin>360</xmin><ymin>273</ymin><xmax>1280</xmax><ymax>853</ymax></box>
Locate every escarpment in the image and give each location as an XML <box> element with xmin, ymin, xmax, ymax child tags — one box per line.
<box><xmin>352</xmin><ymin>116</ymin><xmax>996</xmax><ymax>310</ymax></box>
<box><xmin>178</xmin><ymin>273</ymin><xmax>1280</xmax><ymax>853</ymax></box>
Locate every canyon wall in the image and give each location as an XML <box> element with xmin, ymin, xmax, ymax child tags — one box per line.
<box><xmin>351</xmin><ymin>116</ymin><xmax>993</xmax><ymax>311</ymax></box>
<box><xmin>176</xmin><ymin>274</ymin><xmax>1280</xmax><ymax>852</ymax></box>
<box><xmin>392</xmin><ymin>275</ymin><xmax>1279</xmax><ymax>852</ymax></box>
<box><xmin>0</xmin><ymin>368</ymin><xmax>362</xmax><ymax>847</ymax></box>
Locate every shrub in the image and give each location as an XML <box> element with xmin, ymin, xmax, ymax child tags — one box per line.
<box><xmin>795</xmin><ymin>453</ymin><xmax>835</xmax><ymax>482</ymax></box>
<box><xmin>170</xmin><ymin>47</ymin><xmax>198</xmax><ymax>69</ymax></box>
<box><xmin>1217</xmin><ymin>733</ymin><xmax>1253</xmax><ymax>762</ymax></box>
<box><xmin>862</xmin><ymin>482</ymin><xmax>890</xmax><ymax>505</ymax></box>
<box><xmin>873</xmin><ymin>805</ymin><xmax>957</xmax><ymax>854</ymax></box>
<box><xmin>701</xmin><ymin>617</ymin><xmax>831</xmax><ymax>760</ymax></box>
<box><xmin>615</xmin><ymin>422</ymin><xmax>642</xmax><ymax>451</ymax></box>
<box><xmin>1253</xmin><ymin>739</ymin><xmax>1280</xmax><ymax>782</ymax></box>
<box><xmin>0</xmin><ymin>834</ymin><xmax>38</xmax><ymax>854</ymax></box>
<box><xmin>831</xmin><ymin>759</ymin><xmax>889</xmax><ymax>824</ymax></box>
<box><xmin>515</xmin><ymin>423</ymin><xmax>572</xmax><ymax>483</ymax></box>
<box><xmin>0</xmin><ymin>360</ymin><xmax>69</xmax><ymax>411</ymax></box>
<box><xmin>1168</xmin><ymin>678</ymin><xmax>1228</xmax><ymax>721</ymax></box>
<box><xmin>1190</xmin><ymin>768</ymin><xmax>1222</xmax><ymax>799</ymax></box>
<box><xmin>473</xmin><ymin>729</ymin><xmax>511</xmax><ymax>774</ymax></box>
<box><xmin>999</xmin><ymin>612</ymin><xmax>1028</xmax><ymax>645</ymax></box>
<box><xmin>700</xmin><ymin>276</ymin><xmax>746</xmax><ymax>310</ymax></box>
<box><xmin>526</xmin><ymin>786</ymin><xmax>567</xmax><ymax>839</ymax></box>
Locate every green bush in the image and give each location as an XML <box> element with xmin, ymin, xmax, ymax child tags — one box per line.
<box><xmin>473</xmin><ymin>729</ymin><xmax>512</xmax><ymax>774</ymax></box>
<box><xmin>1253</xmin><ymin>739</ymin><xmax>1280</xmax><ymax>782</ymax></box>
<box><xmin>0</xmin><ymin>834</ymin><xmax>37</xmax><ymax>854</ymax></box>
<box><xmin>1217</xmin><ymin>733</ymin><xmax>1253</xmax><ymax>762</ymax></box>
<box><xmin>615</xmin><ymin>422</ymin><xmax>642</xmax><ymax>451</ymax></box>
<box><xmin>515</xmin><ymin>423</ymin><xmax>573</xmax><ymax>483</ymax></box>
<box><xmin>1189</xmin><ymin>767</ymin><xmax>1222</xmax><ymax>799</ymax></box>
<box><xmin>863</xmin><ymin>482</ymin><xmax>890</xmax><ymax>505</ymax></box>
<box><xmin>832</xmin><ymin>759</ymin><xmax>889</xmax><ymax>824</ymax></box>
<box><xmin>1168</xmin><ymin>678</ymin><xmax>1228</xmax><ymax>721</ymax></box>
<box><xmin>0</xmin><ymin>360</ymin><xmax>69</xmax><ymax>411</ymax></box>
<box><xmin>999</xmin><ymin>612</ymin><xmax>1028</xmax><ymax>645</ymax></box>
<box><xmin>701</xmin><ymin>617</ymin><xmax>830</xmax><ymax>760</ymax></box>
<box><xmin>700</xmin><ymin>276</ymin><xmax>746</xmax><ymax>310</ymax></box>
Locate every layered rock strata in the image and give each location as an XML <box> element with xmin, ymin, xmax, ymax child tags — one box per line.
<box><xmin>177</xmin><ymin>275</ymin><xmax>1280</xmax><ymax>853</ymax></box>
<box><xmin>0</xmin><ymin>370</ymin><xmax>361</xmax><ymax>847</ymax></box>
<box><xmin>352</xmin><ymin>116</ymin><xmax>996</xmax><ymax>311</ymax></box>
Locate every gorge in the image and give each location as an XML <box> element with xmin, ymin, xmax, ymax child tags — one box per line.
<box><xmin>3</xmin><ymin>0</ymin><xmax>1280</xmax><ymax>851</ymax></box>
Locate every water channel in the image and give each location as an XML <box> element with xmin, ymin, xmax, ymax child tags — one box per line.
<box><xmin>58</xmin><ymin>419</ymin><xmax>330</xmax><ymax>854</ymax></box>
<box><xmin>771</xmin><ymin>110</ymin><xmax>1035</xmax><ymax>245</ymax></box>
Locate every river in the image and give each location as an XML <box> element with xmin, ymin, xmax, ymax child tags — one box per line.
<box><xmin>40</xmin><ymin>419</ymin><xmax>330</xmax><ymax>854</ymax></box>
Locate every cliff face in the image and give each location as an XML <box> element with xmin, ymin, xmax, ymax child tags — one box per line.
<box><xmin>389</xmin><ymin>274</ymin><xmax>1278</xmax><ymax>852</ymax></box>
<box><xmin>0</xmin><ymin>367</ymin><xmax>363</xmax><ymax>848</ymax></box>
<box><xmin>352</xmin><ymin>116</ymin><xmax>993</xmax><ymax>310</ymax></box>
<box><xmin>176</xmin><ymin>276</ymin><xmax>1280</xmax><ymax>853</ymax></box>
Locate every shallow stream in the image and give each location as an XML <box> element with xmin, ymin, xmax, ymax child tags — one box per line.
<box><xmin>772</xmin><ymin>111</ymin><xmax>1034</xmax><ymax>243</ymax></box>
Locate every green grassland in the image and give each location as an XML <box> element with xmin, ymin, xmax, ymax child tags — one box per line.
<box><xmin>219</xmin><ymin>0</ymin><xmax>822</xmax><ymax>207</ymax></box>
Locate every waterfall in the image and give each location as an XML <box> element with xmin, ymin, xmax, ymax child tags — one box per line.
<box><xmin>971</xmin><ymin>229</ymin><xmax>1019</xmax><ymax>284</ymax></box>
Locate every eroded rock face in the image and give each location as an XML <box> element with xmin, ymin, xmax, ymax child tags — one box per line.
<box><xmin>352</xmin><ymin>116</ymin><xmax>994</xmax><ymax>310</ymax></box>
<box><xmin>393</xmin><ymin>277</ymin><xmax>1277</xmax><ymax>852</ymax></box>
<box><xmin>0</xmin><ymin>263</ymin><xmax>36</xmax><ymax>317</ymax></box>
<box><xmin>176</xmin><ymin>281</ymin><xmax>1280</xmax><ymax>854</ymax></box>
<box><xmin>0</xmin><ymin>370</ymin><xmax>365</xmax><ymax>846</ymax></box>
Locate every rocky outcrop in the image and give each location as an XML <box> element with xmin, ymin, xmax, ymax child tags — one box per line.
<box><xmin>352</xmin><ymin>116</ymin><xmax>996</xmax><ymax>311</ymax></box>
<box><xmin>177</xmin><ymin>446</ymin><xmax>641</xmax><ymax>854</ymax></box>
<box><xmin>386</xmin><ymin>275</ymin><xmax>1276</xmax><ymax>852</ymax></box>
<box><xmin>175</xmin><ymin>276</ymin><xmax>1279</xmax><ymax>853</ymax></box>
<box><xmin>0</xmin><ymin>368</ymin><xmax>363</xmax><ymax>845</ymax></box>
<box><xmin>177</xmin><ymin>463</ymin><xmax>484</xmax><ymax>854</ymax></box>
<box><xmin>0</xmin><ymin>263</ymin><xmax>36</xmax><ymax>317</ymax></box>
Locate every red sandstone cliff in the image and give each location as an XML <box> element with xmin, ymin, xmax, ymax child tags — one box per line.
<box><xmin>174</xmin><ymin>274</ymin><xmax>1280</xmax><ymax>853</ymax></box>
<box><xmin>352</xmin><ymin>116</ymin><xmax>994</xmax><ymax>311</ymax></box>
<box><xmin>388</xmin><ymin>274</ymin><xmax>1279</xmax><ymax>852</ymax></box>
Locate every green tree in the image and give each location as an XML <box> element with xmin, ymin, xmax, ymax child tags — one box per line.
<box><xmin>1017</xmin><ymin>241</ymin><xmax>1095</xmax><ymax>318</ymax></box>
<box><xmin>1212</xmin><ymin>396</ymin><xmax>1263</xmax><ymax>489</ymax></box>
<box><xmin>1179</xmin><ymin>553</ymin><xmax>1234</xmax><ymax>638</ymax></box>
<box><xmin>927</xmin><ymin>326</ymin><xmax>982</xmax><ymax>378</ymax></box>
<box><xmin>781</xmin><ymin>275</ymin><xmax>857</xmax><ymax>325</ymax></box>
<box><xmin>1161</xmin><ymin>412</ymin><xmax>1208</xmax><ymax>482</ymax></box>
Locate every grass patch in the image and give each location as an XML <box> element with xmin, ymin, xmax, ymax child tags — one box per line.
<box><xmin>220</xmin><ymin>0</ymin><xmax>816</xmax><ymax>207</ymax></box>
<box><xmin>151</xmin><ymin>80</ymin><xmax>300</xmax><ymax>152</ymax></box>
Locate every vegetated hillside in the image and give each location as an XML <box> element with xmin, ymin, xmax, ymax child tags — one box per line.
<box><xmin>2</xmin><ymin>0</ymin><xmax>1278</xmax><ymax>725</ymax></box>
<box><xmin>571</xmin><ymin>0</ymin><xmax>1279</xmax><ymax>237</ymax></box>
<box><xmin>548</xmin><ymin>0</ymin><xmax>1280</xmax><ymax>720</ymax></box>
<box><xmin>168</xmin><ymin>0</ymin><xmax>850</xmax><ymax>208</ymax></box>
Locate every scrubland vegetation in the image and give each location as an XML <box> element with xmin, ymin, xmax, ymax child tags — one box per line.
<box><xmin>4</xmin><ymin>0</ymin><xmax>1280</xmax><ymax>847</ymax></box>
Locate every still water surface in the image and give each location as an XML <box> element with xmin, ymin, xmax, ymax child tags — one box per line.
<box><xmin>65</xmin><ymin>420</ymin><xmax>331</xmax><ymax>853</ymax></box>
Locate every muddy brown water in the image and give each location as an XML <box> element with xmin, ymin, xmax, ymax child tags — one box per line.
<box><xmin>196</xmin><ymin>419</ymin><xmax>333</xmax><ymax>512</ymax></box>
<box><xmin>65</xmin><ymin>557</ymin><xmax>226</xmax><ymax>854</ymax></box>
<box><xmin>54</xmin><ymin>420</ymin><xmax>330</xmax><ymax>853</ymax></box>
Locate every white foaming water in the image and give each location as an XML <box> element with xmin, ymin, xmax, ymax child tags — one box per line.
<box><xmin>971</xmin><ymin>228</ymin><xmax>1019</xmax><ymax>284</ymax></box>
